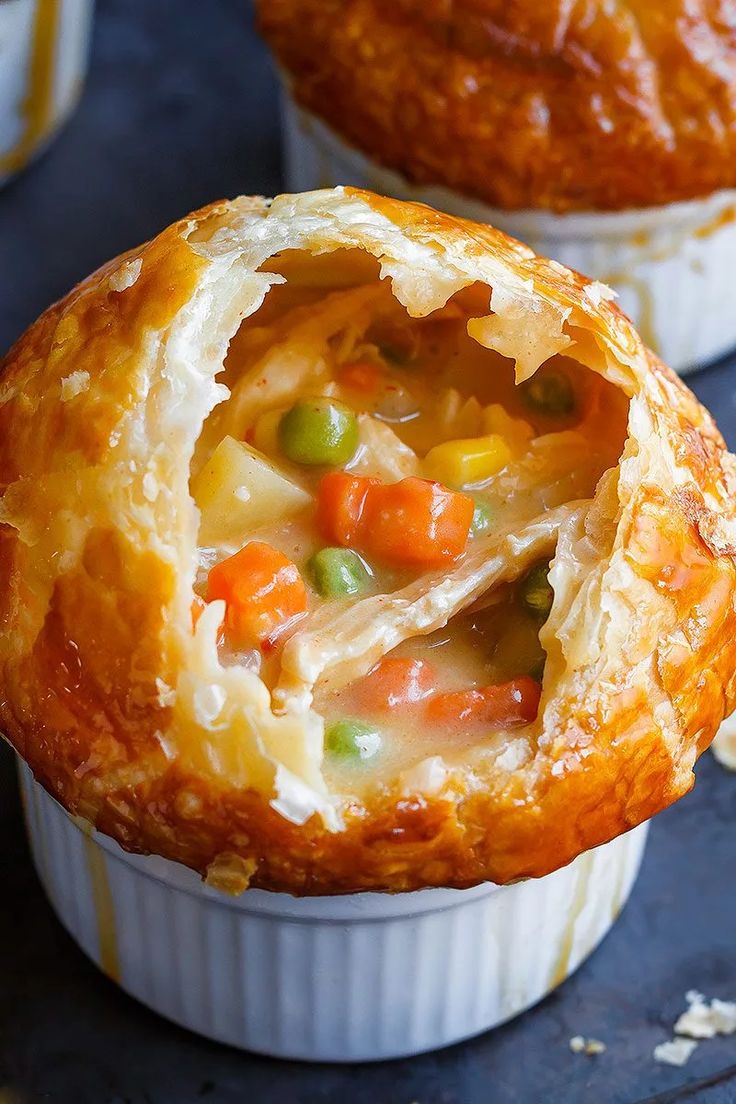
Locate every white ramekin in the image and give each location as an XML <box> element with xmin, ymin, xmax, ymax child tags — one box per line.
<box><xmin>0</xmin><ymin>0</ymin><xmax>94</xmax><ymax>187</ymax></box>
<box><xmin>282</xmin><ymin>95</ymin><xmax>736</xmax><ymax>376</ymax></box>
<box><xmin>19</xmin><ymin>760</ymin><xmax>648</xmax><ymax>1062</ymax></box>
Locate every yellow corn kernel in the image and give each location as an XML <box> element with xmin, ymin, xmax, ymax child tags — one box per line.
<box><xmin>424</xmin><ymin>434</ymin><xmax>513</xmax><ymax>488</ymax></box>
<box><xmin>251</xmin><ymin>407</ymin><xmax>286</xmax><ymax>457</ymax></box>
<box><xmin>482</xmin><ymin>404</ymin><xmax>533</xmax><ymax>455</ymax></box>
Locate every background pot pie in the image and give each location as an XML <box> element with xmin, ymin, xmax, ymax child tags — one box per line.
<box><xmin>259</xmin><ymin>1</ymin><xmax>736</xmax><ymax>373</ymax></box>
<box><xmin>1</xmin><ymin>187</ymin><xmax>736</xmax><ymax>895</ymax></box>
<box><xmin>259</xmin><ymin>0</ymin><xmax>736</xmax><ymax>213</ymax></box>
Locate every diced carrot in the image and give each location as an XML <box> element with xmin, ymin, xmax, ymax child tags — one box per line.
<box><xmin>425</xmin><ymin>688</ymin><xmax>485</xmax><ymax>728</ymax></box>
<box><xmin>207</xmin><ymin>541</ymin><xmax>307</xmax><ymax>650</ymax></box>
<box><xmin>425</xmin><ymin>677</ymin><xmax>541</xmax><ymax>730</ymax></box>
<box><xmin>362</xmin><ymin>478</ymin><xmax>474</xmax><ymax>567</ymax></box>
<box><xmin>356</xmin><ymin>657</ymin><xmax>437</xmax><ymax>713</ymax></box>
<box><xmin>337</xmin><ymin>360</ymin><xmax>384</xmax><ymax>394</ymax></box>
<box><xmin>316</xmin><ymin>474</ymin><xmax>473</xmax><ymax>569</ymax></box>
<box><xmin>317</xmin><ymin>472</ymin><xmax>376</xmax><ymax>546</ymax></box>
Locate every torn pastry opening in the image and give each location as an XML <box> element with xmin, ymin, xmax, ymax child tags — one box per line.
<box><xmin>187</xmin><ymin>247</ymin><xmax>629</xmax><ymax>806</ymax></box>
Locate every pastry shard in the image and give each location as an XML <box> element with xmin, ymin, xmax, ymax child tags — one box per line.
<box><xmin>0</xmin><ymin>187</ymin><xmax>735</xmax><ymax>894</ymax></box>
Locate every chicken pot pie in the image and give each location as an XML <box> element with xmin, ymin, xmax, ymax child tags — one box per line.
<box><xmin>259</xmin><ymin>0</ymin><xmax>736</xmax><ymax>213</ymax></box>
<box><xmin>1</xmin><ymin>188</ymin><xmax>735</xmax><ymax>895</ymax></box>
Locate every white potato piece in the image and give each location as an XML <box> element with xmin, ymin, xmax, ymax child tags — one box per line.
<box><xmin>192</xmin><ymin>436</ymin><xmax>310</xmax><ymax>546</ymax></box>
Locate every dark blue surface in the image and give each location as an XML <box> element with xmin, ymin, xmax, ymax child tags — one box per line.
<box><xmin>1</xmin><ymin>3</ymin><xmax>735</xmax><ymax>1101</ymax></box>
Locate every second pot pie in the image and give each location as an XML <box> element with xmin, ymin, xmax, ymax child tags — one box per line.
<box><xmin>259</xmin><ymin>0</ymin><xmax>736</xmax><ymax>213</ymax></box>
<box><xmin>259</xmin><ymin>1</ymin><xmax>736</xmax><ymax>373</ymax></box>
<box><xmin>1</xmin><ymin>188</ymin><xmax>735</xmax><ymax>895</ymax></box>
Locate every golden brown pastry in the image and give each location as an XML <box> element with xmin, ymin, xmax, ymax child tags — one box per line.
<box><xmin>258</xmin><ymin>0</ymin><xmax>736</xmax><ymax>212</ymax></box>
<box><xmin>1</xmin><ymin>188</ymin><xmax>735</xmax><ymax>895</ymax></box>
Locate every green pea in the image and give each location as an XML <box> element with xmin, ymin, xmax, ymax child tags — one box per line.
<box><xmin>325</xmin><ymin>719</ymin><xmax>382</xmax><ymax>761</ymax></box>
<box><xmin>520</xmin><ymin>562</ymin><xmax>554</xmax><ymax>621</ymax></box>
<box><xmin>470</xmin><ymin>497</ymin><xmax>494</xmax><ymax>536</ymax></box>
<box><xmin>279</xmin><ymin>399</ymin><xmax>359</xmax><ymax>466</ymax></box>
<box><xmin>520</xmin><ymin>371</ymin><xmax>575</xmax><ymax>416</ymax></box>
<box><xmin>308</xmin><ymin>547</ymin><xmax>371</xmax><ymax>597</ymax></box>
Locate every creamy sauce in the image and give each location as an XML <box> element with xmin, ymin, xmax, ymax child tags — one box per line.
<box><xmin>192</xmin><ymin>254</ymin><xmax>628</xmax><ymax>784</ymax></box>
<box><xmin>318</xmin><ymin>588</ymin><xmax>547</xmax><ymax>780</ymax></box>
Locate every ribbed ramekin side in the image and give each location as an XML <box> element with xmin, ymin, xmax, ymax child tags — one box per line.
<box><xmin>19</xmin><ymin>764</ymin><xmax>648</xmax><ymax>1062</ymax></box>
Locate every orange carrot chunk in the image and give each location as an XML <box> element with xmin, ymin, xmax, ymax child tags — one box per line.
<box><xmin>425</xmin><ymin>677</ymin><xmax>541</xmax><ymax>730</ymax></box>
<box><xmin>357</xmin><ymin>657</ymin><xmax>437</xmax><ymax>713</ymax></box>
<box><xmin>337</xmin><ymin>359</ymin><xmax>384</xmax><ymax>394</ymax></box>
<box><xmin>207</xmin><ymin>541</ymin><xmax>307</xmax><ymax>650</ymax></box>
<box><xmin>317</xmin><ymin>472</ymin><xmax>376</xmax><ymax>546</ymax></box>
<box><xmin>317</xmin><ymin>474</ymin><xmax>473</xmax><ymax>568</ymax></box>
<box><xmin>363</xmin><ymin>478</ymin><xmax>473</xmax><ymax>567</ymax></box>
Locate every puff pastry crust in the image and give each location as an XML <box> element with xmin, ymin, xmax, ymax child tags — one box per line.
<box><xmin>259</xmin><ymin>0</ymin><xmax>736</xmax><ymax>212</ymax></box>
<box><xmin>2</xmin><ymin>188</ymin><xmax>736</xmax><ymax>895</ymax></box>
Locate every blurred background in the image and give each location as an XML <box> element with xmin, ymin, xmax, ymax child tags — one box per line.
<box><xmin>0</xmin><ymin>3</ymin><xmax>734</xmax><ymax>1102</ymax></box>
<box><xmin>0</xmin><ymin>0</ymin><xmax>279</xmax><ymax>348</ymax></box>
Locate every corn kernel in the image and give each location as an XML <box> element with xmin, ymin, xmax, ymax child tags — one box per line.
<box><xmin>482</xmin><ymin>404</ymin><xmax>533</xmax><ymax>455</ymax></box>
<box><xmin>424</xmin><ymin>434</ymin><xmax>513</xmax><ymax>488</ymax></box>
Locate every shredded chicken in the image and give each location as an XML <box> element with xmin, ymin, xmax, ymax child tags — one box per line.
<box><xmin>270</xmin><ymin>378</ymin><xmax>615</xmax><ymax>712</ymax></box>
<box><xmin>194</xmin><ymin>285</ymin><xmax>386</xmax><ymax>471</ymax></box>
<box><xmin>274</xmin><ymin>502</ymin><xmax>590</xmax><ymax>711</ymax></box>
<box><xmin>350</xmin><ymin>415</ymin><xmax>420</xmax><ymax>480</ymax></box>
<box><xmin>434</xmin><ymin>388</ymin><xmax>484</xmax><ymax>441</ymax></box>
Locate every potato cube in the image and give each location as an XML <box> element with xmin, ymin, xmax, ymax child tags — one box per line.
<box><xmin>192</xmin><ymin>436</ymin><xmax>310</xmax><ymax>546</ymax></box>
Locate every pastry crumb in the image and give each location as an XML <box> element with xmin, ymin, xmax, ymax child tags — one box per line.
<box><xmin>569</xmin><ymin>1035</ymin><xmax>606</xmax><ymax>1055</ymax></box>
<box><xmin>674</xmin><ymin>991</ymin><xmax>736</xmax><ymax>1039</ymax></box>
<box><xmin>653</xmin><ymin>1038</ymin><xmax>698</xmax><ymax>1067</ymax></box>
<box><xmin>583</xmin><ymin>280</ymin><xmax>617</xmax><ymax>306</ymax></box>
<box><xmin>713</xmin><ymin>717</ymin><xmax>736</xmax><ymax>770</ymax></box>
<box><xmin>400</xmin><ymin>755</ymin><xmax>448</xmax><ymax>796</ymax></box>
<box><xmin>653</xmin><ymin>990</ymin><xmax>736</xmax><ymax>1066</ymax></box>
<box><xmin>60</xmin><ymin>370</ymin><xmax>90</xmax><ymax>401</ymax></box>
<box><xmin>205</xmin><ymin>851</ymin><xmax>257</xmax><ymax>895</ymax></box>
<box><xmin>142</xmin><ymin>471</ymin><xmax>159</xmax><ymax>502</ymax></box>
<box><xmin>155</xmin><ymin>677</ymin><xmax>176</xmax><ymax>708</ymax></box>
<box><xmin>495</xmin><ymin>737</ymin><xmax>531</xmax><ymax>772</ymax></box>
<box><xmin>109</xmin><ymin>256</ymin><xmax>143</xmax><ymax>292</ymax></box>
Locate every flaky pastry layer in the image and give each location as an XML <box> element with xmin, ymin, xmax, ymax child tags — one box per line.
<box><xmin>1</xmin><ymin>188</ymin><xmax>735</xmax><ymax>894</ymax></box>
